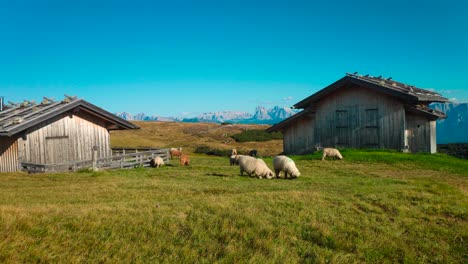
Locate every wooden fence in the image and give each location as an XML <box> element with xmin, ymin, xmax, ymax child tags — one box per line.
<box><xmin>20</xmin><ymin>148</ymin><xmax>170</xmax><ymax>173</ymax></box>
<box><xmin>437</xmin><ymin>144</ymin><xmax>468</xmax><ymax>159</ymax></box>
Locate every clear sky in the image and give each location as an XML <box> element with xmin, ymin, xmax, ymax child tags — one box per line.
<box><xmin>1</xmin><ymin>0</ymin><xmax>467</xmax><ymax>117</ymax></box>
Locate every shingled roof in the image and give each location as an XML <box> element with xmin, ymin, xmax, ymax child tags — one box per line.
<box><xmin>294</xmin><ymin>73</ymin><xmax>448</xmax><ymax>109</ymax></box>
<box><xmin>0</xmin><ymin>96</ymin><xmax>138</xmax><ymax>137</ymax></box>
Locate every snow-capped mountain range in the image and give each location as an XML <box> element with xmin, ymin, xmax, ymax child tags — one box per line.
<box><xmin>115</xmin><ymin>106</ymin><xmax>298</xmax><ymax>125</ymax></box>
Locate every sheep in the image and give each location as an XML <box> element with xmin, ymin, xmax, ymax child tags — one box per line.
<box><xmin>229</xmin><ymin>154</ymin><xmax>248</xmax><ymax>166</ymax></box>
<box><xmin>150</xmin><ymin>156</ymin><xmax>164</xmax><ymax>168</ymax></box>
<box><xmin>180</xmin><ymin>154</ymin><xmax>190</xmax><ymax>166</ymax></box>
<box><xmin>238</xmin><ymin>156</ymin><xmax>274</xmax><ymax>179</ymax></box>
<box><xmin>249</xmin><ymin>149</ymin><xmax>258</xmax><ymax>157</ymax></box>
<box><xmin>321</xmin><ymin>147</ymin><xmax>343</xmax><ymax>161</ymax></box>
<box><xmin>229</xmin><ymin>154</ymin><xmax>239</xmax><ymax>166</ymax></box>
<box><xmin>170</xmin><ymin>148</ymin><xmax>182</xmax><ymax>159</ymax></box>
<box><xmin>273</xmin><ymin>155</ymin><xmax>301</xmax><ymax>179</ymax></box>
<box><xmin>231</xmin><ymin>149</ymin><xmax>238</xmax><ymax>156</ymax></box>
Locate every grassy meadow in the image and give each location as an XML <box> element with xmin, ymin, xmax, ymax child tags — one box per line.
<box><xmin>109</xmin><ymin>121</ymin><xmax>283</xmax><ymax>156</ymax></box>
<box><xmin>0</xmin><ymin>122</ymin><xmax>467</xmax><ymax>263</ymax></box>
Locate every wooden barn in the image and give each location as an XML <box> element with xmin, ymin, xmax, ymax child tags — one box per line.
<box><xmin>267</xmin><ymin>73</ymin><xmax>448</xmax><ymax>154</ymax></box>
<box><xmin>0</xmin><ymin>96</ymin><xmax>138</xmax><ymax>172</ymax></box>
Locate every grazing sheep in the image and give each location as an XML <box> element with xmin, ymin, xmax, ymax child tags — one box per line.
<box><xmin>170</xmin><ymin>148</ymin><xmax>182</xmax><ymax>159</ymax></box>
<box><xmin>273</xmin><ymin>155</ymin><xmax>301</xmax><ymax>178</ymax></box>
<box><xmin>180</xmin><ymin>154</ymin><xmax>190</xmax><ymax>166</ymax></box>
<box><xmin>230</xmin><ymin>154</ymin><xmax>248</xmax><ymax>166</ymax></box>
<box><xmin>150</xmin><ymin>156</ymin><xmax>165</xmax><ymax>168</ymax></box>
<box><xmin>238</xmin><ymin>156</ymin><xmax>274</xmax><ymax>179</ymax></box>
<box><xmin>229</xmin><ymin>155</ymin><xmax>238</xmax><ymax>166</ymax></box>
<box><xmin>249</xmin><ymin>149</ymin><xmax>258</xmax><ymax>157</ymax></box>
<box><xmin>231</xmin><ymin>149</ymin><xmax>238</xmax><ymax>156</ymax></box>
<box><xmin>321</xmin><ymin>147</ymin><xmax>343</xmax><ymax>161</ymax></box>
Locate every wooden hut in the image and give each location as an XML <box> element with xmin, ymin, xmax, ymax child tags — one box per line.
<box><xmin>267</xmin><ymin>73</ymin><xmax>448</xmax><ymax>154</ymax></box>
<box><xmin>0</xmin><ymin>96</ymin><xmax>138</xmax><ymax>172</ymax></box>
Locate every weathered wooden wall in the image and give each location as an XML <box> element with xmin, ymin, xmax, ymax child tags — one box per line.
<box><xmin>0</xmin><ymin>136</ymin><xmax>19</xmax><ymax>172</ymax></box>
<box><xmin>312</xmin><ymin>84</ymin><xmax>406</xmax><ymax>150</ymax></box>
<box><xmin>283</xmin><ymin>84</ymin><xmax>414</xmax><ymax>154</ymax></box>
<box><xmin>283</xmin><ymin>115</ymin><xmax>315</xmax><ymax>154</ymax></box>
<box><xmin>405</xmin><ymin>112</ymin><xmax>435</xmax><ymax>153</ymax></box>
<box><xmin>17</xmin><ymin>111</ymin><xmax>111</xmax><ymax>165</ymax></box>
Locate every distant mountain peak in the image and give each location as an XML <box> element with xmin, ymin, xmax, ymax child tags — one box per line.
<box><xmin>115</xmin><ymin>105</ymin><xmax>298</xmax><ymax>124</ymax></box>
<box><xmin>431</xmin><ymin>102</ymin><xmax>468</xmax><ymax>143</ymax></box>
<box><xmin>253</xmin><ymin>106</ymin><xmax>272</xmax><ymax>120</ymax></box>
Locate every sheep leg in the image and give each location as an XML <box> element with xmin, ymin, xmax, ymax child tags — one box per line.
<box><xmin>275</xmin><ymin>170</ymin><xmax>280</xmax><ymax>178</ymax></box>
<box><xmin>322</xmin><ymin>153</ymin><xmax>326</xmax><ymax>161</ymax></box>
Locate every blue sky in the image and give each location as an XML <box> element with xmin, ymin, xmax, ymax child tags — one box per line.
<box><xmin>1</xmin><ymin>0</ymin><xmax>467</xmax><ymax>117</ymax></box>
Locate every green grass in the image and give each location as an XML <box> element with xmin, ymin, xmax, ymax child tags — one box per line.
<box><xmin>0</xmin><ymin>150</ymin><xmax>467</xmax><ymax>263</ymax></box>
<box><xmin>231</xmin><ymin>129</ymin><xmax>283</xmax><ymax>142</ymax></box>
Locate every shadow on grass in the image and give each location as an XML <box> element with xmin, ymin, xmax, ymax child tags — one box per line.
<box><xmin>206</xmin><ymin>172</ymin><xmax>231</xmax><ymax>177</ymax></box>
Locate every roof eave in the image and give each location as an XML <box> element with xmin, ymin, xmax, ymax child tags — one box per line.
<box><xmin>294</xmin><ymin>77</ymin><xmax>349</xmax><ymax>109</ymax></box>
<box><xmin>0</xmin><ymin>99</ymin><xmax>139</xmax><ymax>137</ymax></box>
<box><xmin>78</xmin><ymin>100</ymin><xmax>139</xmax><ymax>130</ymax></box>
<box><xmin>266</xmin><ymin>110</ymin><xmax>311</xmax><ymax>132</ymax></box>
<box><xmin>405</xmin><ymin>105</ymin><xmax>447</xmax><ymax>120</ymax></box>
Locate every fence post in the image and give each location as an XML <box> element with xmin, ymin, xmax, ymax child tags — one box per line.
<box><xmin>92</xmin><ymin>146</ymin><xmax>98</xmax><ymax>171</ymax></box>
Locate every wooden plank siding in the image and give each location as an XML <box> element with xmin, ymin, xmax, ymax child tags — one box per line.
<box><xmin>17</xmin><ymin>111</ymin><xmax>112</xmax><ymax>166</ymax></box>
<box><xmin>273</xmin><ymin>75</ymin><xmax>445</xmax><ymax>155</ymax></box>
<box><xmin>311</xmin><ymin>84</ymin><xmax>406</xmax><ymax>150</ymax></box>
<box><xmin>405</xmin><ymin>112</ymin><xmax>436</xmax><ymax>153</ymax></box>
<box><xmin>282</xmin><ymin>84</ymin><xmax>411</xmax><ymax>154</ymax></box>
<box><xmin>283</xmin><ymin>115</ymin><xmax>315</xmax><ymax>154</ymax></box>
<box><xmin>0</xmin><ymin>136</ymin><xmax>19</xmax><ymax>172</ymax></box>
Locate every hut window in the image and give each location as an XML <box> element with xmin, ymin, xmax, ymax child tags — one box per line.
<box><xmin>336</xmin><ymin>110</ymin><xmax>349</xmax><ymax>145</ymax></box>
<box><xmin>365</xmin><ymin>109</ymin><xmax>379</xmax><ymax>128</ymax></box>
<box><xmin>364</xmin><ymin>109</ymin><xmax>379</xmax><ymax>146</ymax></box>
<box><xmin>335</xmin><ymin>110</ymin><xmax>349</xmax><ymax>128</ymax></box>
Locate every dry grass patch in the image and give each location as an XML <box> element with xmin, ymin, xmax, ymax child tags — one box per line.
<box><xmin>110</xmin><ymin>121</ymin><xmax>283</xmax><ymax>156</ymax></box>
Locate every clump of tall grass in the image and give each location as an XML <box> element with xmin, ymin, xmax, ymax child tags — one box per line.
<box><xmin>231</xmin><ymin>129</ymin><xmax>283</xmax><ymax>142</ymax></box>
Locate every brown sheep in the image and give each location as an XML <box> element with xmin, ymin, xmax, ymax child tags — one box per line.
<box><xmin>180</xmin><ymin>154</ymin><xmax>190</xmax><ymax>166</ymax></box>
<box><xmin>170</xmin><ymin>148</ymin><xmax>182</xmax><ymax>159</ymax></box>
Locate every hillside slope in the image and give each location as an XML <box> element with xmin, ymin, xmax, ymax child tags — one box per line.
<box><xmin>110</xmin><ymin>121</ymin><xmax>283</xmax><ymax>156</ymax></box>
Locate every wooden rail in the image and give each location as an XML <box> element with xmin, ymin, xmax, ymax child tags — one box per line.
<box><xmin>20</xmin><ymin>148</ymin><xmax>170</xmax><ymax>173</ymax></box>
<box><xmin>437</xmin><ymin>144</ymin><xmax>468</xmax><ymax>159</ymax></box>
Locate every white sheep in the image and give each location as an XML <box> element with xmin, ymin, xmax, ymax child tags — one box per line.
<box><xmin>273</xmin><ymin>155</ymin><xmax>301</xmax><ymax>178</ymax></box>
<box><xmin>238</xmin><ymin>156</ymin><xmax>274</xmax><ymax>179</ymax></box>
<box><xmin>230</xmin><ymin>154</ymin><xmax>248</xmax><ymax>166</ymax></box>
<box><xmin>231</xmin><ymin>149</ymin><xmax>238</xmax><ymax>156</ymax></box>
<box><xmin>321</xmin><ymin>147</ymin><xmax>343</xmax><ymax>161</ymax></box>
<box><xmin>150</xmin><ymin>156</ymin><xmax>165</xmax><ymax>168</ymax></box>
